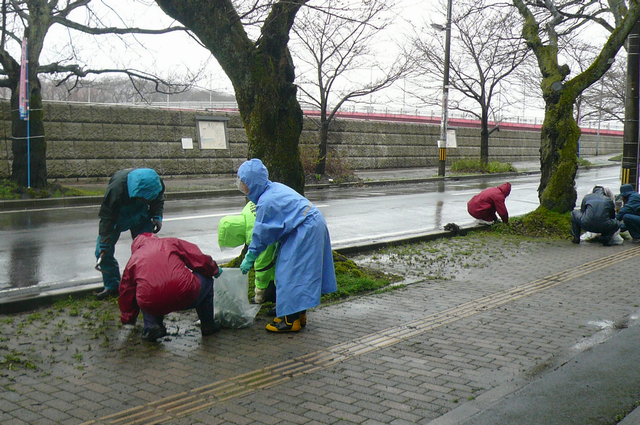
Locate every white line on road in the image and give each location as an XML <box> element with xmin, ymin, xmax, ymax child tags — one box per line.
<box><xmin>592</xmin><ymin>177</ymin><xmax>619</xmax><ymax>182</ymax></box>
<box><xmin>163</xmin><ymin>204</ymin><xmax>331</xmax><ymax>222</ymax></box>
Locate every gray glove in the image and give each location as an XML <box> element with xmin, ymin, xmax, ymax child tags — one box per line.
<box><xmin>152</xmin><ymin>219</ymin><xmax>162</xmax><ymax>233</ymax></box>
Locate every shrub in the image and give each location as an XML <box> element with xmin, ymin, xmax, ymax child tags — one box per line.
<box><xmin>299</xmin><ymin>145</ymin><xmax>358</xmax><ymax>183</ymax></box>
<box><xmin>450</xmin><ymin>159</ymin><xmax>516</xmax><ymax>174</ymax></box>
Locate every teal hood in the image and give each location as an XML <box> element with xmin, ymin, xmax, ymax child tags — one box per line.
<box><xmin>127</xmin><ymin>168</ymin><xmax>162</xmax><ymax>200</ymax></box>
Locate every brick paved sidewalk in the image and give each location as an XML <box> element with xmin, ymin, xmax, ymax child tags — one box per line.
<box><xmin>1</xmin><ymin>232</ymin><xmax>639</xmax><ymax>424</ymax></box>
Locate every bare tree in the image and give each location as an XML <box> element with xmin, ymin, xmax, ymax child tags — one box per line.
<box><xmin>291</xmin><ymin>0</ymin><xmax>412</xmax><ymax>176</ymax></box>
<box><xmin>1</xmin><ymin>0</ymin><xmax>191</xmax><ymax>187</ymax></box>
<box><xmin>580</xmin><ymin>55</ymin><xmax>626</xmax><ymax>125</ymax></box>
<box><xmin>511</xmin><ymin>0</ymin><xmax>640</xmax><ymax>213</ymax></box>
<box><xmin>38</xmin><ymin>75</ymin><xmax>235</xmax><ymax>104</ymax></box>
<box><xmin>411</xmin><ymin>0</ymin><xmax>530</xmax><ymax>165</ymax></box>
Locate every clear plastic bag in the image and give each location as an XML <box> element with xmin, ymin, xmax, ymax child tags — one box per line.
<box><xmin>214</xmin><ymin>268</ymin><xmax>260</xmax><ymax>328</ymax></box>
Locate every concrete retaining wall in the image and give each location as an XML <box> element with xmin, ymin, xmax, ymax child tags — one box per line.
<box><xmin>0</xmin><ymin>101</ymin><xmax>622</xmax><ymax>181</ymax></box>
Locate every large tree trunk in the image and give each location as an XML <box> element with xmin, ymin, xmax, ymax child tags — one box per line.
<box><xmin>538</xmin><ymin>93</ymin><xmax>579</xmax><ymax>212</ymax></box>
<box><xmin>156</xmin><ymin>0</ymin><xmax>307</xmax><ymax>194</ymax></box>
<box><xmin>10</xmin><ymin>77</ymin><xmax>47</xmax><ymax>188</ymax></box>
<box><xmin>238</xmin><ymin>50</ymin><xmax>305</xmax><ymax>194</ymax></box>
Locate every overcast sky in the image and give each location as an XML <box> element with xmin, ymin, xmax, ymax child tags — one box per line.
<box><xmin>38</xmin><ymin>0</ymin><xmax>434</xmax><ymax>101</ymax></box>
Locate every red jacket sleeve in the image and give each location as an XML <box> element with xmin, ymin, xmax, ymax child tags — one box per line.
<box><xmin>169</xmin><ymin>238</ymin><xmax>220</xmax><ymax>277</ymax></box>
<box><xmin>118</xmin><ymin>263</ymin><xmax>140</xmax><ymax>324</ymax></box>
<box><xmin>494</xmin><ymin>196</ymin><xmax>509</xmax><ymax>223</ymax></box>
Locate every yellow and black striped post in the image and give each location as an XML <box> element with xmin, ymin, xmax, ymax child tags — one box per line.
<box><xmin>438</xmin><ymin>148</ymin><xmax>446</xmax><ymax>176</ymax></box>
<box><xmin>621</xmin><ymin>167</ymin><xmax>636</xmax><ymax>186</ymax></box>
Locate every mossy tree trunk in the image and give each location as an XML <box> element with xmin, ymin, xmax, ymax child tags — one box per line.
<box><xmin>156</xmin><ymin>0</ymin><xmax>307</xmax><ymax>194</ymax></box>
<box><xmin>513</xmin><ymin>0</ymin><xmax>640</xmax><ymax>213</ymax></box>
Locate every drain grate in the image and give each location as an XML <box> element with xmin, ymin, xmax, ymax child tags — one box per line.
<box><xmin>82</xmin><ymin>246</ymin><xmax>640</xmax><ymax>424</ymax></box>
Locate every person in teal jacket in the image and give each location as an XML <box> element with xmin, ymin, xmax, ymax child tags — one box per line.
<box><xmin>95</xmin><ymin>168</ymin><xmax>165</xmax><ymax>300</ymax></box>
<box><xmin>237</xmin><ymin>159</ymin><xmax>337</xmax><ymax>332</ymax></box>
<box><xmin>217</xmin><ymin>202</ymin><xmax>277</xmax><ymax>303</ymax></box>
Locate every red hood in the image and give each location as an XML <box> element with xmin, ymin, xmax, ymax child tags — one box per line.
<box><xmin>498</xmin><ymin>182</ymin><xmax>512</xmax><ymax>197</ymax></box>
<box><xmin>131</xmin><ymin>232</ymin><xmax>156</xmax><ymax>252</ymax></box>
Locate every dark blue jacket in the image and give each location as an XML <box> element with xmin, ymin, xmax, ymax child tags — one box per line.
<box><xmin>616</xmin><ymin>191</ymin><xmax>640</xmax><ymax>221</ymax></box>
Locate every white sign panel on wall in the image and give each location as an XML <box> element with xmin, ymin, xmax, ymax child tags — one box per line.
<box><xmin>437</xmin><ymin>129</ymin><xmax>458</xmax><ymax>148</ymax></box>
<box><xmin>196</xmin><ymin>116</ymin><xmax>230</xmax><ymax>150</ymax></box>
<box><xmin>181</xmin><ymin>137</ymin><xmax>193</xmax><ymax>149</ymax></box>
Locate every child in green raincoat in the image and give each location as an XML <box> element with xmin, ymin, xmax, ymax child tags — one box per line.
<box><xmin>218</xmin><ymin>202</ymin><xmax>277</xmax><ymax>303</ymax></box>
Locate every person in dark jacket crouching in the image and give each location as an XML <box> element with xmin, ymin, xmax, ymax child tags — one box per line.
<box><xmin>118</xmin><ymin>233</ymin><xmax>222</xmax><ymax>341</ymax></box>
<box><xmin>95</xmin><ymin>168</ymin><xmax>165</xmax><ymax>300</ymax></box>
<box><xmin>571</xmin><ymin>186</ymin><xmax>620</xmax><ymax>246</ymax></box>
<box><xmin>616</xmin><ymin>184</ymin><xmax>640</xmax><ymax>242</ymax></box>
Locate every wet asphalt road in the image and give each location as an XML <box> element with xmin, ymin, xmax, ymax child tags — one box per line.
<box><xmin>0</xmin><ymin>167</ymin><xmax>620</xmax><ymax>296</ymax></box>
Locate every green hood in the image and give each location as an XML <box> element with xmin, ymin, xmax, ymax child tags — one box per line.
<box><xmin>217</xmin><ymin>203</ymin><xmax>257</xmax><ymax>248</ymax></box>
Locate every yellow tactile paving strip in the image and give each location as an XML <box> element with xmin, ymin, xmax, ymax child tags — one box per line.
<box><xmin>81</xmin><ymin>245</ymin><xmax>640</xmax><ymax>425</ymax></box>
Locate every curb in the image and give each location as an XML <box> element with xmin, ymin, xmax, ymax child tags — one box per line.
<box><xmin>0</xmin><ymin>224</ymin><xmax>486</xmax><ymax>314</ymax></box>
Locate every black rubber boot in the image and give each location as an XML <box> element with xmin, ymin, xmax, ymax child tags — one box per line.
<box><xmin>95</xmin><ymin>288</ymin><xmax>119</xmax><ymax>300</ymax></box>
<box><xmin>142</xmin><ymin>324</ymin><xmax>167</xmax><ymax>341</ymax></box>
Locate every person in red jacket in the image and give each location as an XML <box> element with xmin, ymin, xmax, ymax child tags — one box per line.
<box><xmin>467</xmin><ymin>182</ymin><xmax>512</xmax><ymax>224</ymax></box>
<box><xmin>118</xmin><ymin>233</ymin><xmax>222</xmax><ymax>341</ymax></box>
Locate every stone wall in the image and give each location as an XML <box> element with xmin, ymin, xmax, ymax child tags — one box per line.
<box><xmin>0</xmin><ymin>101</ymin><xmax>623</xmax><ymax>181</ymax></box>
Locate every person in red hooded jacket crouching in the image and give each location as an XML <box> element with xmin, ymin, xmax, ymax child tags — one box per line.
<box><xmin>118</xmin><ymin>233</ymin><xmax>222</xmax><ymax>341</ymax></box>
<box><xmin>467</xmin><ymin>182</ymin><xmax>512</xmax><ymax>225</ymax></box>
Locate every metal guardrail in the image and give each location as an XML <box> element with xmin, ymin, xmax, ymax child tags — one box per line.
<box><xmin>39</xmin><ymin>99</ymin><xmax>623</xmax><ymax>133</ymax></box>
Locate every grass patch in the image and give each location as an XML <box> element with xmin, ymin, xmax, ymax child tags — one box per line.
<box><xmin>322</xmin><ymin>274</ymin><xmax>392</xmax><ymax>301</ymax></box>
<box><xmin>1</xmin><ymin>350</ymin><xmax>38</xmax><ymax>370</ymax></box>
<box><xmin>0</xmin><ymin>179</ymin><xmax>103</xmax><ymax>200</ymax></box>
<box><xmin>490</xmin><ymin>206</ymin><xmax>571</xmax><ymax>239</ymax></box>
<box><xmin>225</xmin><ymin>250</ymin><xmax>401</xmax><ymax>305</ymax></box>
<box><xmin>450</xmin><ymin>159</ymin><xmax>516</xmax><ymax>174</ymax></box>
<box><xmin>577</xmin><ymin>157</ymin><xmax>593</xmax><ymax>169</ymax></box>
<box><xmin>323</xmin><ymin>252</ymin><xmax>399</xmax><ymax>301</ymax></box>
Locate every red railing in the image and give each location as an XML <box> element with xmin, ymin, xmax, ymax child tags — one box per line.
<box><xmin>301</xmin><ymin>109</ymin><xmax>623</xmax><ymax>137</ymax></box>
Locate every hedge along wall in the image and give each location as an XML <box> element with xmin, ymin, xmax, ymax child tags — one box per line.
<box><xmin>0</xmin><ymin>101</ymin><xmax>623</xmax><ymax>181</ymax></box>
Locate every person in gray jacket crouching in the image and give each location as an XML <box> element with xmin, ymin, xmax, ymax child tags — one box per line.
<box><xmin>571</xmin><ymin>186</ymin><xmax>620</xmax><ymax>246</ymax></box>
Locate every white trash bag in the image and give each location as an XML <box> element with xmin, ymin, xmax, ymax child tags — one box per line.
<box><xmin>214</xmin><ymin>268</ymin><xmax>260</xmax><ymax>328</ymax></box>
<box><xmin>580</xmin><ymin>230</ymin><xmax>624</xmax><ymax>245</ymax></box>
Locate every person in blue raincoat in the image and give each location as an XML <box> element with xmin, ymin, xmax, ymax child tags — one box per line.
<box><xmin>237</xmin><ymin>159</ymin><xmax>337</xmax><ymax>332</ymax></box>
<box><xmin>95</xmin><ymin>168</ymin><xmax>165</xmax><ymax>300</ymax></box>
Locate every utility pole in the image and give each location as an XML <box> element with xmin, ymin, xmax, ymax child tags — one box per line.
<box><xmin>622</xmin><ymin>20</ymin><xmax>640</xmax><ymax>190</ymax></box>
<box><xmin>438</xmin><ymin>0</ymin><xmax>453</xmax><ymax>177</ymax></box>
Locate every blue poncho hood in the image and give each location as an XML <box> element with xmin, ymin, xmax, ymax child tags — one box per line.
<box><xmin>127</xmin><ymin>168</ymin><xmax>162</xmax><ymax>200</ymax></box>
<box><xmin>237</xmin><ymin>159</ymin><xmax>271</xmax><ymax>204</ymax></box>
